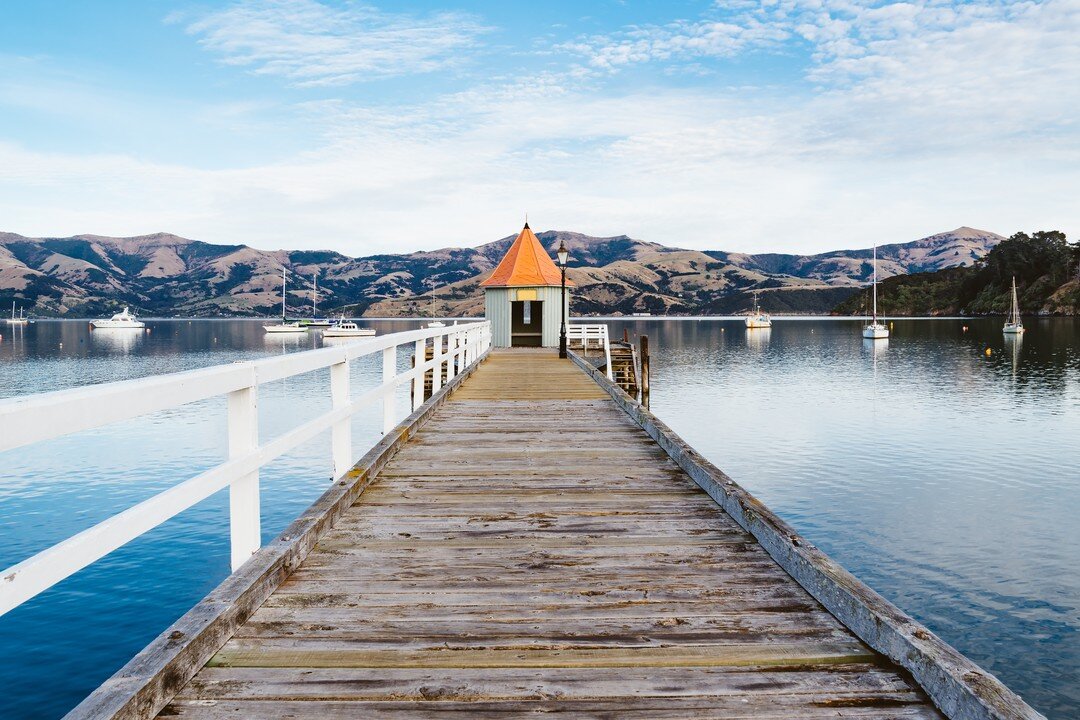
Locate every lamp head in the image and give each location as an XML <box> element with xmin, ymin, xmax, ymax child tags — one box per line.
<box><xmin>556</xmin><ymin>240</ymin><xmax>569</xmax><ymax>267</ymax></box>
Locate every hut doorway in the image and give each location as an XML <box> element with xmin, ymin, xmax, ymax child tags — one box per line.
<box><xmin>510</xmin><ymin>300</ymin><xmax>543</xmax><ymax>347</ymax></box>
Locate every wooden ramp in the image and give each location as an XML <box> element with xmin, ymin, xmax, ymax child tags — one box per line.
<box><xmin>161</xmin><ymin>350</ymin><xmax>943</xmax><ymax>718</ymax></box>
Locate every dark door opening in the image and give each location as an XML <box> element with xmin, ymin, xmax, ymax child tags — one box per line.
<box><xmin>511</xmin><ymin>300</ymin><xmax>543</xmax><ymax>347</ymax></box>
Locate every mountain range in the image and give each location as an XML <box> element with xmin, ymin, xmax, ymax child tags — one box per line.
<box><xmin>0</xmin><ymin>227</ymin><xmax>1003</xmax><ymax>317</ymax></box>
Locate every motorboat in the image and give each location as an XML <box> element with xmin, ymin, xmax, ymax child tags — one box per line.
<box><xmin>322</xmin><ymin>315</ymin><xmax>376</xmax><ymax>338</ymax></box>
<box><xmin>744</xmin><ymin>290</ymin><xmax>771</xmax><ymax>329</ymax></box>
<box><xmin>91</xmin><ymin>307</ymin><xmax>145</xmax><ymax>329</ymax></box>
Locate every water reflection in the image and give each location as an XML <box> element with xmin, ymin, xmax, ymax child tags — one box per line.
<box><xmin>1004</xmin><ymin>333</ymin><xmax>1023</xmax><ymax>379</ymax></box>
<box><xmin>862</xmin><ymin>336</ymin><xmax>889</xmax><ymax>357</ymax></box>
<box><xmin>263</xmin><ymin>331</ymin><xmax>318</xmax><ymax>353</ymax></box>
<box><xmin>90</xmin><ymin>327</ymin><xmax>146</xmax><ymax>353</ymax></box>
<box><xmin>744</xmin><ymin>327</ymin><xmax>770</xmax><ymax>352</ymax></box>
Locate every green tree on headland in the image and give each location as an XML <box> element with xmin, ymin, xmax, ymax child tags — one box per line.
<box><xmin>833</xmin><ymin>231</ymin><xmax>1080</xmax><ymax>316</ymax></box>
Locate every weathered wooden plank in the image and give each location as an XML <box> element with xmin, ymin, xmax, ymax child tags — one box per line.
<box><xmin>161</xmin><ymin>698</ymin><xmax>944</xmax><ymax>719</ymax></box>
<box><xmin>208</xmin><ymin>638</ymin><xmax>877</xmax><ymax>669</ymax></box>
<box><xmin>233</xmin><ymin>612</ymin><xmax>851</xmax><ymax>645</ymax></box>
<box><xmin>176</xmin><ymin>664</ymin><xmax>921</xmax><ymax>701</ymax></box>
<box><xmin>273</xmin><ymin>574</ymin><xmax>808</xmax><ymax>596</ymax></box>
<box><xmin>262</xmin><ymin>586</ymin><xmax>823</xmax><ymax>613</ymax></box>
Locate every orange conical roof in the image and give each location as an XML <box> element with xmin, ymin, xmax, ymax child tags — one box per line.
<box><xmin>480</xmin><ymin>223</ymin><xmax>575</xmax><ymax>288</ymax></box>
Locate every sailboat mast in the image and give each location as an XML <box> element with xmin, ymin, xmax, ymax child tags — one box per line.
<box><xmin>872</xmin><ymin>245</ymin><xmax>878</xmax><ymax>323</ymax></box>
<box><xmin>281</xmin><ymin>267</ymin><xmax>287</xmax><ymax>321</ymax></box>
<box><xmin>1011</xmin><ymin>277</ymin><xmax>1019</xmax><ymax>323</ymax></box>
<box><xmin>313</xmin><ymin>274</ymin><xmax>318</xmax><ymax>320</ymax></box>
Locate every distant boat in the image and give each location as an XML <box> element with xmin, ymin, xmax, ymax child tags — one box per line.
<box><xmin>862</xmin><ymin>245</ymin><xmax>889</xmax><ymax>340</ymax></box>
<box><xmin>631</xmin><ymin>312</ymin><xmax>652</xmax><ymax>317</ymax></box>
<box><xmin>7</xmin><ymin>301</ymin><xmax>28</xmax><ymax>326</ymax></box>
<box><xmin>91</xmin><ymin>307</ymin><xmax>145</xmax><ymax>329</ymax></box>
<box><xmin>264</xmin><ymin>267</ymin><xmax>308</xmax><ymax>334</ymax></box>
<box><xmin>1003</xmin><ymin>276</ymin><xmax>1024</xmax><ymax>335</ymax></box>
<box><xmin>744</xmin><ymin>290</ymin><xmax>772</xmax><ymax>329</ymax></box>
<box><xmin>303</xmin><ymin>274</ymin><xmax>334</xmax><ymax>327</ymax></box>
<box><xmin>426</xmin><ymin>280</ymin><xmax>445</xmax><ymax>328</ymax></box>
<box><xmin>322</xmin><ymin>314</ymin><xmax>376</xmax><ymax>338</ymax></box>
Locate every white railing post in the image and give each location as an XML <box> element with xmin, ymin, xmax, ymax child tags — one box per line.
<box><xmin>603</xmin><ymin>326</ymin><xmax>613</xmax><ymax>380</ymax></box>
<box><xmin>330</xmin><ymin>359</ymin><xmax>351</xmax><ymax>480</ymax></box>
<box><xmin>449</xmin><ymin>330</ymin><xmax>459</xmax><ymax>380</ymax></box>
<box><xmin>382</xmin><ymin>346</ymin><xmax>396</xmax><ymax>434</ymax></box>
<box><xmin>432</xmin><ymin>334</ymin><xmax>443</xmax><ymax>394</ymax></box>
<box><xmin>412</xmin><ymin>338</ymin><xmax>425</xmax><ymax>411</ymax></box>
<box><xmin>227</xmin><ymin>385</ymin><xmax>260</xmax><ymax>571</ymax></box>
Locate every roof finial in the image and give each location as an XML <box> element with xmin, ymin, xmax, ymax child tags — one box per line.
<box><xmin>524</xmin><ymin>211</ymin><xmax>529</xmax><ymax>230</ymax></box>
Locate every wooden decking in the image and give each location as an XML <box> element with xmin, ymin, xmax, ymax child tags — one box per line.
<box><xmin>161</xmin><ymin>350</ymin><xmax>943</xmax><ymax>718</ymax></box>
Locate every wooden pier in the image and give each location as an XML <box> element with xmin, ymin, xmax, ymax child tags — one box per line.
<box><xmin>69</xmin><ymin>349</ymin><xmax>1042</xmax><ymax>720</ymax></box>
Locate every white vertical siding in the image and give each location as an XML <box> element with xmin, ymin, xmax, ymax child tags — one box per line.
<box><xmin>484</xmin><ymin>285</ymin><xmax>570</xmax><ymax>348</ymax></box>
<box><xmin>485</xmin><ymin>288</ymin><xmax>512</xmax><ymax>347</ymax></box>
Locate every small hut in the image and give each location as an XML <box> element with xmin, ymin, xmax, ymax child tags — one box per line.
<box><xmin>481</xmin><ymin>223</ymin><xmax>573</xmax><ymax>348</ymax></box>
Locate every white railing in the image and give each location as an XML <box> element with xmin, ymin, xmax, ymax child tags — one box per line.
<box><xmin>568</xmin><ymin>323</ymin><xmax>613</xmax><ymax>380</ymax></box>
<box><xmin>0</xmin><ymin>321</ymin><xmax>491</xmax><ymax>617</ymax></box>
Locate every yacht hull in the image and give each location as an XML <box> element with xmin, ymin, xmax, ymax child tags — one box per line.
<box><xmin>91</xmin><ymin>321</ymin><xmax>145</xmax><ymax>329</ymax></box>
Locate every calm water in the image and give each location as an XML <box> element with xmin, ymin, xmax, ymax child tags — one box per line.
<box><xmin>1</xmin><ymin>318</ymin><xmax>1078</xmax><ymax>717</ymax></box>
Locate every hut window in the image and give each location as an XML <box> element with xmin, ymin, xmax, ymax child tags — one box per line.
<box><xmin>523</xmin><ymin>301</ymin><xmax>532</xmax><ymax>324</ymax></box>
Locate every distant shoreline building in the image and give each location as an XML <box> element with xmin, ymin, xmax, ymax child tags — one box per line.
<box><xmin>481</xmin><ymin>223</ymin><xmax>573</xmax><ymax>347</ymax></box>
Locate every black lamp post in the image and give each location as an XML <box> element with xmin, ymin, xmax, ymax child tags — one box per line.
<box><xmin>557</xmin><ymin>240</ymin><xmax>569</xmax><ymax>358</ymax></box>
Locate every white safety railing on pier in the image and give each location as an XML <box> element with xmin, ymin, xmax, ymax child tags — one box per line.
<box><xmin>567</xmin><ymin>324</ymin><xmax>613</xmax><ymax>380</ymax></box>
<box><xmin>0</xmin><ymin>321</ymin><xmax>491</xmax><ymax>617</ymax></box>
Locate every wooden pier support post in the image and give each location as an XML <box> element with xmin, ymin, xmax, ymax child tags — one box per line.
<box><xmin>640</xmin><ymin>334</ymin><xmax>650</xmax><ymax>410</ymax></box>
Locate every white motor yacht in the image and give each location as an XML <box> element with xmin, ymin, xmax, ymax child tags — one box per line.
<box><xmin>91</xmin><ymin>307</ymin><xmax>145</xmax><ymax>329</ymax></box>
<box><xmin>322</xmin><ymin>315</ymin><xmax>376</xmax><ymax>338</ymax></box>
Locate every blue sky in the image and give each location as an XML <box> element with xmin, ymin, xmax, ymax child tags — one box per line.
<box><xmin>1</xmin><ymin>0</ymin><xmax>1077</xmax><ymax>255</ymax></box>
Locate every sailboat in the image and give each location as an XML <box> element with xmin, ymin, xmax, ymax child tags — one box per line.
<box><xmin>7</xmin><ymin>301</ymin><xmax>28</xmax><ymax>325</ymax></box>
<box><xmin>303</xmin><ymin>274</ymin><xmax>334</xmax><ymax>327</ymax></box>
<box><xmin>1003</xmin><ymin>276</ymin><xmax>1024</xmax><ymax>334</ymax></box>
<box><xmin>426</xmin><ymin>280</ymin><xmax>445</xmax><ymax>328</ymax></box>
<box><xmin>862</xmin><ymin>245</ymin><xmax>889</xmax><ymax>339</ymax></box>
<box><xmin>264</xmin><ymin>267</ymin><xmax>308</xmax><ymax>333</ymax></box>
<box><xmin>744</xmin><ymin>290</ymin><xmax>771</xmax><ymax>328</ymax></box>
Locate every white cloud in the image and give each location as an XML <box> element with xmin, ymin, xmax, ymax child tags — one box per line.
<box><xmin>1</xmin><ymin>1</ymin><xmax>1077</xmax><ymax>256</ymax></box>
<box><xmin>174</xmin><ymin>0</ymin><xmax>490</xmax><ymax>86</ymax></box>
